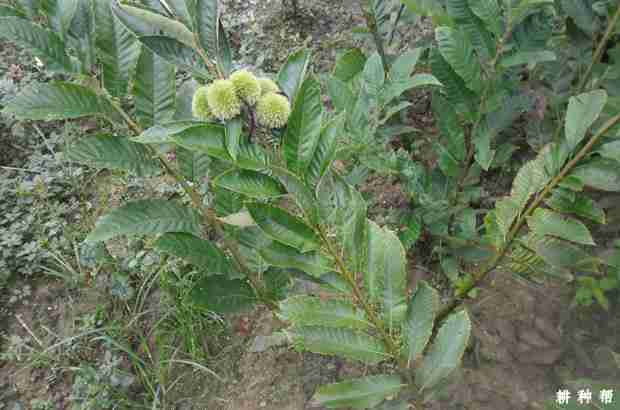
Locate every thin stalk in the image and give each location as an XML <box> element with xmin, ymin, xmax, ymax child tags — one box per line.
<box><xmin>316</xmin><ymin>226</ymin><xmax>400</xmax><ymax>357</ymax></box>
<box><xmin>437</xmin><ymin>111</ymin><xmax>620</xmax><ymax>322</ymax></box>
<box><xmin>578</xmin><ymin>5</ymin><xmax>620</xmax><ymax>93</ymax></box>
<box><xmin>389</xmin><ymin>4</ymin><xmax>406</xmax><ymax>46</ymax></box>
<box><xmin>107</xmin><ymin>99</ymin><xmax>275</xmax><ymax>308</ymax></box>
<box><xmin>363</xmin><ymin>4</ymin><xmax>390</xmax><ymax>73</ymax></box>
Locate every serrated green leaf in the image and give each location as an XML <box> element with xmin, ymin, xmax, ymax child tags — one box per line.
<box><xmin>0</xmin><ymin>16</ymin><xmax>76</xmax><ymax>73</ymax></box>
<box><xmin>565</xmin><ymin>90</ymin><xmax>607</xmax><ymax>151</ymax></box>
<box><xmin>225</xmin><ymin>117</ymin><xmax>242</xmax><ymax>161</ymax></box>
<box><xmin>383</xmin><ymin>74</ymin><xmax>442</xmax><ymax>104</ymax></box>
<box><xmin>326</xmin><ymin>76</ymin><xmax>355</xmax><ymax>113</ymax></box>
<box><xmin>533</xmin><ymin>236</ymin><xmax>592</xmax><ymax>269</ymax></box>
<box><xmin>365</xmin><ymin>221</ymin><xmax>407</xmax><ymax>318</ymax></box>
<box><xmin>499</xmin><ymin>50</ymin><xmax>556</xmax><ymax>68</ymax></box>
<box><xmin>94</xmin><ymin>0</ymin><xmax>140</xmax><ymax>97</ymax></box>
<box><xmin>278</xmin><ymin>48</ymin><xmax>311</xmax><ymax>101</ymax></box>
<box><xmin>312</xmin><ymin>375</ymin><xmax>404</xmax><ymax>409</ymax></box>
<box><xmin>415</xmin><ymin>310</ymin><xmax>471</xmax><ymax>391</ymax></box>
<box><xmin>191</xmin><ymin>275</ymin><xmax>255</xmax><ymax>313</ymax></box>
<box><xmin>271</xmin><ymin>166</ymin><xmax>320</xmax><ymax>225</ymax></box>
<box><xmin>247</xmin><ymin>203</ymin><xmax>320</xmax><ymax>253</ymax></box>
<box><xmin>290</xmin><ymin>326</ymin><xmax>390</xmax><ymax>364</ymax></box>
<box><xmin>133</xmin><ymin>47</ymin><xmax>176</xmax><ymax>129</ymax></box>
<box><xmin>528</xmin><ymin>208</ymin><xmax>595</xmax><ymax>245</ymax></box>
<box><xmin>429</xmin><ymin>48</ymin><xmax>477</xmax><ymax>114</ymax></box>
<box><xmin>111</xmin><ymin>2</ymin><xmax>194</xmax><ymax>46</ymax></box>
<box><xmin>402</xmin><ymin>281</ymin><xmax>439</xmax><ymax>365</ymax></box>
<box><xmin>213</xmin><ymin>170</ymin><xmax>285</xmax><ymax>199</ymax></box>
<box><xmin>187</xmin><ymin>0</ymin><xmax>218</xmax><ymax>59</ymax></box>
<box><xmin>283</xmin><ymin>75</ymin><xmax>323</xmax><ymax>174</ymax></box>
<box><xmin>468</xmin><ymin>0</ymin><xmax>501</xmax><ymax>35</ymax></box>
<box><xmin>2</xmin><ymin>82</ymin><xmax>118</xmax><ymax>121</ymax></box>
<box><xmin>333</xmin><ymin>48</ymin><xmax>367</xmax><ymax>82</ymax></box>
<box><xmin>389</xmin><ymin>48</ymin><xmax>423</xmax><ymax>80</ymax></box>
<box><xmin>362</xmin><ymin>52</ymin><xmax>385</xmax><ymax>96</ymax></box>
<box><xmin>153</xmin><ymin>233</ymin><xmax>236</xmax><ymax>276</ymax></box>
<box><xmin>138</xmin><ymin>35</ymin><xmax>210</xmax><ymax>79</ymax></box>
<box><xmin>87</xmin><ymin>199</ymin><xmax>201</xmax><ymax>242</ymax></box>
<box><xmin>435</xmin><ymin>26</ymin><xmax>482</xmax><ymax>93</ymax></box>
<box><xmin>172</xmin><ymin>124</ymin><xmax>229</xmax><ymax>160</ymax></box>
<box><xmin>259</xmin><ymin>241</ymin><xmax>333</xmax><ymax>278</ymax></box>
<box><xmin>65</xmin><ymin>133</ymin><xmax>161</xmax><ymax>177</ymax></box>
<box><xmin>279</xmin><ymin>296</ymin><xmax>370</xmax><ymax>330</ymax></box>
<box><xmin>307</xmin><ymin>113</ymin><xmax>345</xmax><ymax>186</ymax></box>
<box><xmin>571</xmin><ymin>159</ymin><xmax>620</xmax><ymax>192</ymax></box>
<box><xmin>473</xmin><ymin>122</ymin><xmax>495</xmax><ymax>171</ymax></box>
<box><xmin>132</xmin><ymin>120</ymin><xmax>204</xmax><ymax>144</ymax></box>
<box><xmin>545</xmin><ymin>189</ymin><xmax>605</xmax><ymax>224</ymax></box>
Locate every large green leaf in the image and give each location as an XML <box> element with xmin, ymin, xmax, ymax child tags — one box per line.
<box><xmin>259</xmin><ymin>241</ymin><xmax>333</xmax><ymax>277</ymax></box>
<box><xmin>307</xmin><ymin>113</ymin><xmax>345</xmax><ymax>186</ymax></box>
<box><xmin>225</xmin><ymin>117</ymin><xmax>242</xmax><ymax>161</ymax></box>
<box><xmin>560</xmin><ymin>0</ymin><xmax>599</xmax><ymax>35</ymax></box>
<box><xmin>468</xmin><ymin>0</ymin><xmax>501</xmax><ymax>35</ymax></box>
<box><xmin>153</xmin><ymin>233</ymin><xmax>236</xmax><ymax>276</ymax></box>
<box><xmin>277</xmin><ymin>48</ymin><xmax>311</xmax><ymax>101</ymax></box>
<box><xmin>402</xmin><ymin>281</ymin><xmax>439</xmax><ymax>365</ymax></box>
<box><xmin>362</xmin><ymin>52</ymin><xmax>385</xmax><ymax>97</ymax></box>
<box><xmin>213</xmin><ymin>170</ymin><xmax>285</xmax><ymax>199</ymax></box>
<box><xmin>499</xmin><ymin>50</ymin><xmax>556</xmax><ymax>68</ymax></box>
<box><xmin>389</xmin><ymin>48</ymin><xmax>423</xmax><ymax>81</ymax></box>
<box><xmin>415</xmin><ymin>310</ymin><xmax>471</xmax><ymax>391</ymax></box>
<box><xmin>435</xmin><ymin>26</ymin><xmax>482</xmax><ymax>94</ymax></box>
<box><xmin>0</xmin><ymin>17</ymin><xmax>76</xmax><ymax>73</ymax></box>
<box><xmin>246</xmin><ymin>203</ymin><xmax>320</xmax><ymax>253</ymax></box>
<box><xmin>87</xmin><ymin>199</ymin><xmax>201</xmax><ymax>242</ymax></box>
<box><xmin>133</xmin><ymin>47</ymin><xmax>176</xmax><ymax>129</ymax></box>
<box><xmin>42</xmin><ymin>0</ymin><xmax>78</xmax><ymax>41</ymax></box>
<box><xmin>65</xmin><ymin>134</ymin><xmax>161</xmax><ymax>177</ymax></box>
<box><xmin>365</xmin><ymin>221</ymin><xmax>407</xmax><ymax>315</ymax></box>
<box><xmin>312</xmin><ymin>375</ymin><xmax>404</xmax><ymax>409</ymax></box>
<box><xmin>429</xmin><ymin>48</ymin><xmax>477</xmax><ymax>114</ymax></box>
<box><xmin>598</xmin><ymin>140</ymin><xmax>620</xmax><ymax>162</ymax></box>
<box><xmin>545</xmin><ymin>189</ymin><xmax>605</xmax><ymax>225</ymax></box>
<box><xmin>283</xmin><ymin>75</ymin><xmax>323</xmax><ymax>174</ymax></box>
<box><xmin>333</xmin><ymin>48</ymin><xmax>367</xmax><ymax>82</ymax></box>
<box><xmin>68</xmin><ymin>0</ymin><xmax>95</xmax><ymax>73</ymax></box>
<box><xmin>94</xmin><ymin>0</ymin><xmax>140</xmax><ymax>98</ymax></box>
<box><xmin>571</xmin><ymin>159</ymin><xmax>620</xmax><ymax>192</ymax></box>
<box><xmin>289</xmin><ymin>326</ymin><xmax>390</xmax><ymax>364</ymax></box>
<box><xmin>138</xmin><ymin>35</ymin><xmax>210</xmax><ymax>79</ymax></box>
<box><xmin>111</xmin><ymin>2</ymin><xmax>194</xmax><ymax>46</ymax></box>
<box><xmin>186</xmin><ymin>0</ymin><xmax>227</xmax><ymax>72</ymax></box>
<box><xmin>279</xmin><ymin>296</ymin><xmax>370</xmax><ymax>330</ymax></box>
<box><xmin>564</xmin><ymin>90</ymin><xmax>607</xmax><ymax>151</ymax></box>
<box><xmin>191</xmin><ymin>275</ymin><xmax>255</xmax><ymax>313</ymax></box>
<box><xmin>171</xmin><ymin>124</ymin><xmax>229</xmax><ymax>160</ymax></box>
<box><xmin>2</xmin><ymin>82</ymin><xmax>118</xmax><ymax>121</ymax></box>
<box><xmin>527</xmin><ymin>208</ymin><xmax>595</xmax><ymax>246</ymax></box>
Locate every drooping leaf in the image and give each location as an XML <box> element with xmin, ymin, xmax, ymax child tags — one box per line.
<box><xmin>312</xmin><ymin>375</ymin><xmax>404</xmax><ymax>410</ymax></box>
<box><xmin>153</xmin><ymin>233</ymin><xmax>237</xmax><ymax>276</ymax></box>
<box><xmin>283</xmin><ymin>75</ymin><xmax>323</xmax><ymax>174</ymax></box>
<box><xmin>415</xmin><ymin>310</ymin><xmax>471</xmax><ymax>391</ymax></box>
<box><xmin>545</xmin><ymin>189</ymin><xmax>605</xmax><ymax>224</ymax></box>
<box><xmin>213</xmin><ymin>170</ymin><xmax>285</xmax><ymax>199</ymax></box>
<box><xmin>65</xmin><ymin>133</ymin><xmax>161</xmax><ymax>177</ymax></box>
<box><xmin>259</xmin><ymin>241</ymin><xmax>333</xmax><ymax>278</ymax></box>
<box><xmin>402</xmin><ymin>281</ymin><xmax>439</xmax><ymax>365</ymax></box>
<box><xmin>564</xmin><ymin>90</ymin><xmax>607</xmax><ymax>151</ymax></box>
<box><xmin>307</xmin><ymin>113</ymin><xmax>345</xmax><ymax>186</ymax></box>
<box><xmin>435</xmin><ymin>26</ymin><xmax>482</xmax><ymax>94</ymax></box>
<box><xmin>527</xmin><ymin>208</ymin><xmax>595</xmax><ymax>245</ymax></box>
<box><xmin>94</xmin><ymin>0</ymin><xmax>140</xmax><ymax>97</ymax></box>
<box><xmin>247</xmin><ymin>203</ymin><xmax>320</xmax><ymax>253</ymax></box>
<box><xmin>289</xmin><ymin>326</ymin><xmax>390</xmax><ymax>364</ymax></box>
<box><xmin>277</xmin><ymin>48</ymin><xmax>311</xmax><ymax>101</ymax></box>
<box><xmin>333</xmin><ymin>48</ymin><xmax>367</xmax><ymax>82</ymax></box>
<box><xmin>279</xmin><ymin>296</ymin><xmax>370</xmax><ymax>330</ymax></box>
<box><xmin>2</xmin><ymin>82</ymin><xmax>118</xmax><ymax>121</ymax></box>
<box><xmin>87</xmin><ymin>199</ymin><xmax>201</xmax><ymax>242</ymax></box>
<box><xmin>133</xmin><ymin>47</ymin><xmax>176</xmax><ymax>129</ymax></box>
<box><xmin>191</xmin><ymin>275</ymin><xmax>255</xmax><ymax>313</ymax></box>
<box><xmin>429</xmin><ymin>48</ymin><xmax>477</xmax><ymax>114</ymax></box>
<box><xmin>111</xmin><ymin>2</ymin><xmax>194</xmax><ymax>46</ymax></box>
<box><xmin>0</xmin><ymin>16</ymin><xmax>76</xmax><ymax>73</ymax></box>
